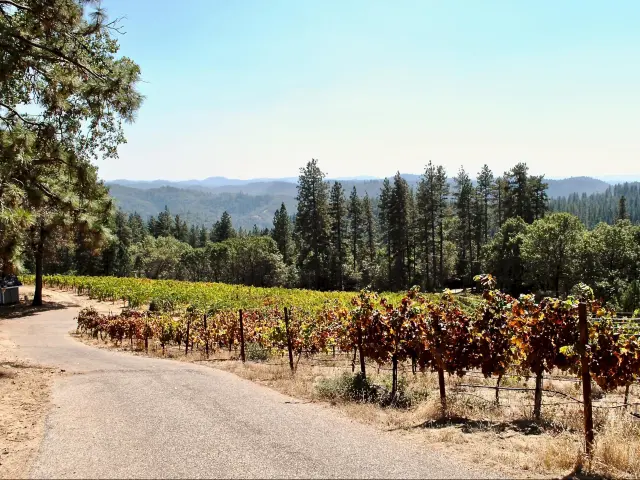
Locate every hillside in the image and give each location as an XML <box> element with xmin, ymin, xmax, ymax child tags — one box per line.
<box><xmin>107</xmin><ymin>175</ymin><xmax>614</xmax><ymax>229</ymax></box>
<box><xmin>107</xmin><ymin>184</ymin><xmax>296</xmax><ymax>229</ymax></box>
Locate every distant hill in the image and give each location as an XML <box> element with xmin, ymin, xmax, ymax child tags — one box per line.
<box><xmin>107</xmin><ymin>175</ymin><xmax>615</xmax><ymax>229</ymax></box>
<box><xmin>107</xmin><ymin>184</ymin><xmax>297</xmax><ymax>230</ymax></box>
<box><xmin>545</xmin><ymin>177</ymin><xmax>610</xmax><ymax>198</ymax></box>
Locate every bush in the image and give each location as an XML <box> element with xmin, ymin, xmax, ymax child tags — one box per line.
<box><xmin>149</xmin><ymin>298</ymin><xmax>174</xmax><ymax>312</ymax></box>
<box><xmin>315</xmin><ymin>372</ymin><xmax>379</xmax><ymax>403</ymax></box>
<box><xmin>378</xmin><ymin>376</ymin><xmax>414</xmax><ymax>409</ymax></box>
<box><xmin>246</xmin><ymin>342</ymin><xmax>269</xmax><ymax>361</ymax></box>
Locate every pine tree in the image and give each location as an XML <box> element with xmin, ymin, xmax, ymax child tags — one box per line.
<box><xmin>272</xmin><ymin>203</ymin><xmax>292</xmax><ymax>264</ymax></box>
<box><xmin>112</xmin><ymin>210</ymin><xmax>132</xmax><ymax>277</ymax></box>
<box><xmin>147</xmin><ymin>216</ymin><xmax>158</xmax><ymax>238</ymax></box>
<box><xmin>435</xmin><ymin>165</ymin><xmax>449</xmax><ymax>288</ymax></box>
<box><xmin>188</xmin><ymin>225</ymin><xmax>198</xmax><ymax>248</ymax></box>
<box><xmin>347</xmin><ymin>186</ymin><xmax>363</xmax><ymax>272</ymax></box>
<box><xmin>0</xmin><ymin>0</ymin><xmax>142</xmax><ymax>304</ymax></box>
<box><xmin>454</xmin><ymin>167</ymin><xmax>474</xmax><ymax>285</ymax></box>
<box><xmin>328</xmin><ymin>182</ymin><xmax>347</xmax><ymax>290</ymax></box>
<box><xmin>212</xmin><ymin>211</ymin><xmax>235</xmax><ymax>242</ymax></box>
<box><xmin>416</xmin><ymin>161</ymin><xmax>437</xmax><ymax>290</ymax></box>
<box><xmin>294</xmin><ymin>159</ymin><xmax>331</xmax><ymax>290</ymax></box>
<box><xmin>476</xmin><ymin>165</ymin><xmax>494</xmax><ymax>243</ymax></box>
<box><xmin>492</xmin><ymin>176</ymin><xmax>508</xmax><ymax>231</ymax></box>
<box><xmin>172</xmin><ymin>215</ymin><xmax>189</xmax><ymax>243</ymax></box>
<box><xmin>618</xmin><ymin>195</ymin><xmax>628</xmax><ymax>221</ymax></box>
<box><xmin>504</xmin><ymin>163</ymin><xmax>531</xmax><ymax>222</ymax></box>
<box><xmin>529</xmin><ymin>175</ymin><xmax>549</xmax><ymax>221</ymax></box>
<box><xmin>362</xmin><ymin>193</ymin><xmax>376</xmax><ymax>261</ymax></box>
<box><xmin>128</xmin><ymin>213</ymin><xmax>146</xmax><ymax>244</ymax></box>
<box><xmin>378</xmin><ymin>178</ymin><xmax>392</xmax><ymax>288</ymax></box>
<box><xmin>198</xmin><ymin>225</ymin><xmax>208</xmax><ymax>248</ymax></box>
<box><xmin>388</xmin><ymin>172</ymin><xmax>411</xmax><ymax>290</ymax></box>
<box><xmin>156</xmin><ymin>206</ymin><xmax>173</xmax><ymax>238</ymax></box>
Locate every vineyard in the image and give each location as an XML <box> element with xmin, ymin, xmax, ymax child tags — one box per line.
<box><xmin>22</xmin><ymin>274</ymin><xmax>640</xmax><ymax>472</ymax></box>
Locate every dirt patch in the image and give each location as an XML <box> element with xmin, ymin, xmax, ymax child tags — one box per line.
<box><xmin>0</xmin><ymin>360</ymin><xmax>58</xmax><ymax>479</ymax></box>
<box><xmin>0</xmin><ymin>289</ymin><xmax>69</xmax><ymax>479</ymax></box>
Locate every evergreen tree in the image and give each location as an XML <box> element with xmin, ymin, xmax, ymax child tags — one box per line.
<box><xmin>453</xmin><ymin>167</ymin><xmax>474</xmax><ymax>285</ymax></box>
<box><xmin>198</xmin><ymin>225</ymin><xmax>208</xmax><ymax>248</ymax></box>
<box><xmin>147</xmin><ymin>216</ymin><xmax>158</xmax><ymax>238</ymax></box>
<box><xmin>212</xmin><ymin>211</ymin><xmax>235</xmax><ymax>242</ymax></box>
<box><xmin>328</xmin><ymin>182</ymin><xmax>347</xmax><ymax>290</ymax></box>
<box><xmin>188</xmin><ymin>225</ymin><xmax>198</xmax><ymax>248</ymax></box>
<box><xmin>294</xmin><ymin>159</ymin><xmax>331</xmax><ymax>290</ymax></box>
<box><xmin>378</xmin><ymin>178</ymin><xmax>393</xmax><ymax>288</ymax></box>
<box><xmin>492</xmin><ymin>176</ymin><xmax>508</xmax><ymax>231</ymax></box>
<box><xmin>156</xmin><ymin>206</ymin><xmax>173</xmax><ymax>238</ymax></box>
<box><xmin>362</xmin><ymin>194</ymin><xmax>376</xmax><ymax>262</ymax></box>
<box><xmin>618</xmin><ymin>195</ymin><xmax>628</xmax><ymax>221</ymax></box>
<box><xmin>347</xmin><ymin>186</ymin><xmax>363</xmax><ymax>272</ymax></box>
<box><xmin>504</xmin><ymin>163</ymin><xmax>531</xmax><ymax>222</ymax></box>
<box><xmin>476</xmin><ymin>165</ymin><xmax>494</xmax><ymax>244</ymax></box>
<box><xmin>112</xmin><ymin>210</ymin><xmax>133</xmax><ymax>277</ymax></box>
<box><xmin>0</xmin><ymin>0</ymin><xmax>142</xmax><ymax>304</ymax></box>
<box><xmin>272</xmin><ymin>203</ymin><xmax>293</xmax><ymax>264</ymax></box>
<box><xmin>529</xmin><ymin>175</ymin><xmax>549</xmax><ymax>221</ymax></box>
<box><xmin>172</xmin><ymin>215</ymin><xmax>189</xmax><ymax>243</ymax></box>
<box><xmin>388</xmin><ymin>172</ymin><xmax>411</xmax><ymax>290</ymax></box>
<box><xmin>435</xmin><ymin>165</ymin><xmax>450</xmax><ymax>288</ymax></box>
<box><xmin>416</xmin><ymin>162</ymin><xmax>436</xmax><ymax>290</ymax></box>
<box><xmin>128</xmin><ymin>213</ymin><xmax>147</xmax><ymax>244</ymax></box>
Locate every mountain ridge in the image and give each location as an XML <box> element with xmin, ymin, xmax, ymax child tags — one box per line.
<box><xmin>107</xmin><ymin>175</ymin><xmax>616</xmax><ymax>230</ymax></box>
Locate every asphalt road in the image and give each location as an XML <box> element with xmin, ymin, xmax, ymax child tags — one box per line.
<box><xmin>2</xmin><ymin>303</ymin><xmax>499</xmax><ymax>479</ymax></box>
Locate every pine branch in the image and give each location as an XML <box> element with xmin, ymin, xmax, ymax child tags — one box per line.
<box><xmin>0</xmin><ymin>102</ymin><xmax>44</xmax><ymax>127</ymax></box>
<box><xmin>0</xmin><ymin>0</ymin><xmax>33</xmax><ymax>12</ymax></box>
<box><xmin>8</xmin><ymin>32</ymin><xmax>104</xmax><ymax>79</ymax></box>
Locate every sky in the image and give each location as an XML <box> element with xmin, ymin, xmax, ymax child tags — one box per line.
<box><xmin>98</xmin><ymin>0</ymin><xmax>640</xmax><ymax>181</ymax></box>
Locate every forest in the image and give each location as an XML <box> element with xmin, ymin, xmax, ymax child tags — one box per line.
<box><xmin>13</xmin><ymin>158</ymin><xmax>639</xmax><ymax>313</ymax></box>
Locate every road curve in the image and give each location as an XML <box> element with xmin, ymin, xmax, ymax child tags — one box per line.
<box><xmin>2</xmin><ymin>303</ymin><xmax>499</xmax><ymax>479</ymax></box>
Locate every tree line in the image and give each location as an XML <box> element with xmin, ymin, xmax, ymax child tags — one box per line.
<box><xmin>27</xmin><ymin>157</ymin><xmax>640</xmax><ymax>311</ymax></box>
<box><xmin>550</xmin><ymin>182</ymin><xmax>640</xmax><ymax>228</ymax></box>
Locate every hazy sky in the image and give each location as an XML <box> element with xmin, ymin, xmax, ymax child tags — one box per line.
<box><xmin>99</xmin><ymin>0</ymin><xmax>640</xmax><ymax>181</ymax></box>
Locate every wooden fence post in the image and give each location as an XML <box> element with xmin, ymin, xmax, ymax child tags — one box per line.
<box><xmin>239</xmin><ymin>309</ymin><xmax>246</xmax><ymax>363</ymax></box>
<box><xmin>185</xmin><ymin>318</ymin><xmax>191</xmax><ymax>356</ymax></box>
<box><xmin>284</xmin><ymin>307</ymin><xmax>294</xmax><ymax>372</ymax></box>
<box><xmin>579</xmin><ymin>302</ymin><xmax>594</xmax><ymax>457</ymax></box>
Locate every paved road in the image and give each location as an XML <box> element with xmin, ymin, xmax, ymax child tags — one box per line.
<box><xmin>2</xmin><ymin>302</ymin><xmax>498</xmax><ymax>479</ymax></box>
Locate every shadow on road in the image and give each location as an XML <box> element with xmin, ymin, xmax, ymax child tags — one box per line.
<box><xmin>0</xmin><ymin>301</ymin><xmax>76</xmax><ymax>320</ymax></box>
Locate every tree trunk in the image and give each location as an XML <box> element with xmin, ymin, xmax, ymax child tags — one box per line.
<box><xmin>32</xmin><ymin>235</ymin><xmax>45</xmax><ymax>307</ymax></box>
<box><xmin>624</xmin><ymin>384</ymin><xmax>630</xmax><ymax>409</ymax></box>
<box><xmin>391</xmin><ymin>354</ymin><xmax>398</xmax><ymax>399</ymax></box>
<box><xmin>351</xmin><ymin>348</ymin><xmax>356</xmax><ymax>373</ymax></box>
<box><xmin>533</xmin><ymin>371</ymin><xmax>543</xmax><ymax>420</ymax></box>
<box><xmin>438</xmin><ymin>367</ymin><xmax>446</xmax><ymax>415</ymax></box>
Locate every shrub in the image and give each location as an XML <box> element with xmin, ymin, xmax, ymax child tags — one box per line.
<box><xmin>246</xmin><ymin>342</ymin><xmax>269</xmax><ymax>361</ymax></box>
<box><xmin>315</xmin><ymin>372</ymin><xmax>379</xmax><ymax>403</ymax></box>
